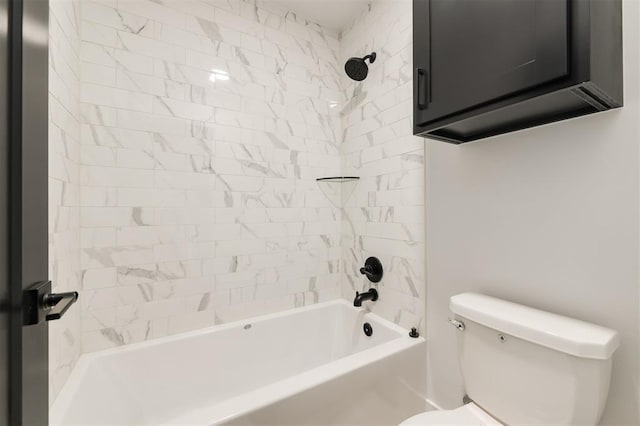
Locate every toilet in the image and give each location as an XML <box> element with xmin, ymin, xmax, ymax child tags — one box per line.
<box><xmin>401</xmin><ymin>293</ymin><xmax>620</xmax><ymax>425</ymax></box>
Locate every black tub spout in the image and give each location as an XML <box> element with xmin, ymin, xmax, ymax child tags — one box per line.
<box><xmin>353</xmin><ymin>288</ymin><xmax>379</xmax><ymax>307</ymax></box>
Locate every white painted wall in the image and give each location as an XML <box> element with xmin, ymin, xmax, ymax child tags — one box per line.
<box><xmin>425</xmin><ymin>1</ymin><xmax>640</xmax><ymax>424</ymax></box>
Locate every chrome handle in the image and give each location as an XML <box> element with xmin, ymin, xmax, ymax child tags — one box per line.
<box><xmin>448</xmin><ymin>318</ymin><xmax>465</xmax><ymax>331</ymax></box>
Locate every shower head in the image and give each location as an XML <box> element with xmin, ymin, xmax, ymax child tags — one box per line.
<box><xmin>344</xmin><ymin>52</ymin><xmax>376</xmax><ymax>81</ymax></box>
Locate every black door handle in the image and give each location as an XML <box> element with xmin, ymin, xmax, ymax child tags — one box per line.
<box><xmin>417</xmin><ymin>68</ymin><xmax>429</xmax><ymax>110</ymax></box>
<box><xmin>23</xmin><ymin>281</ymin><xmax>79</xmax><ymax>325</ymax></box>
<box><xmin>43</xmin><ymin>291</ymin><xmax>79</xmax><ymax>321</ymax></box>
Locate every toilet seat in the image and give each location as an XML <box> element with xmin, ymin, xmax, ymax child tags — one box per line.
<box><xmin>400</xmin><ymin>403</ymin><xmax>503</xmax><ymax>426</ymax></box>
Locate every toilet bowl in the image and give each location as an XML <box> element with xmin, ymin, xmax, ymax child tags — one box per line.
<box><xmin>401</xmin><ymin>402</ymin><xmax>501</xmax><ymax>425</ymax></box>
<box><xmin>400</xmin><ymin>293</ymin><xmax>619</xmax><ymax>426</ymax></box>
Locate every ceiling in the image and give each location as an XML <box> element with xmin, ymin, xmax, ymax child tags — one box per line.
<box><xmin>270</xmin><ymin>0</ymin><xmax>370</xmax><ymax>33</ymax></box>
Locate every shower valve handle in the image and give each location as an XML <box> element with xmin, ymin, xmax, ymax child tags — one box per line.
<box><xmin>359</xmin><ymin>257</ymin><xmax>383</xmax><ymax>283</ymax></box>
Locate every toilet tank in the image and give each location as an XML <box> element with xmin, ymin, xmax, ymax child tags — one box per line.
<box><xmin>450</xmin><ymin>293</ymin><xmax>619</xmax><ymax>426</ymax></box>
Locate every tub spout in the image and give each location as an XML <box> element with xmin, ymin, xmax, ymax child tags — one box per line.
<box><xmin>353</xmin><ymin>288</ymin><xmax>378</xmax><ymax>307</ymax></box>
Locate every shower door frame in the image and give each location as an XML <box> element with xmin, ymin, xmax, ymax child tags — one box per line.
<box><xmin>3</xmin><ymin>0</ymin><xmax>50</xmax><ymax>424</ymax></box>
<box><xmin>0</xmin><ymin>0</ymin><xmax>9</xmax><ymax>423</ymax></box>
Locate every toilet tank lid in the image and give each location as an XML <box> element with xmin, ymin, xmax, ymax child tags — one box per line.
<box><xmin>450</xmin><ymin>293</ymin><xmax>620</xmax><ymax>360</ymax></box>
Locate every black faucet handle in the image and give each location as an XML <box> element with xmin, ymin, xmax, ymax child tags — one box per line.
<box><xmin>360</xmin><ymin>257</ymin><xmax>383</xmax><ymax>283</ymax></box>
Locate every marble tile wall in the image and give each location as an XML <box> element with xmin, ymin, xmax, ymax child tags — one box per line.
<box><xmin>49</xmin><ymin>0</ymin><xmax>82</xmax><ymax>405</ymax></box>
<box><xmin>339</xmin><ymin>0</ymin><xmax>425</xmax><ymax>332</ymax></box>
<box><xmin>78</xmin><ymin>0</ymin><xmax>343</xmax><ymax>352</ymax></box>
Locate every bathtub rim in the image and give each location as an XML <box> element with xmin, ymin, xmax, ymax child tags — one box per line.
<box><xmin>164</xmin><ymin>333</ymin><xmax>425</xmax><ymax>425</ymax></box>
<box><xmin>50</xmin><ymin>298</ymin><xmax>423</xmax><ymax>425</ymax></box>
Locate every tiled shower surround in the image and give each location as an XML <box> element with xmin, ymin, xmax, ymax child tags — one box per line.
<box><xmin>49</xmin><ymin>0</ymin><xmax>424</xmax><ymax>403</ymax></box>
<box><xmin>340</xmin><ymin>0</ymin><xmax>424</xmax><ymax>330</ymax></box>
<box><xmin>49</xmin><ymin>0</ymin><xmax>82</xmax><ymax>404</ymax></box>
<box><xmin>78</xmin><ymin>0</ymin><xmax>343</xmax><ymax>351</ymax></box>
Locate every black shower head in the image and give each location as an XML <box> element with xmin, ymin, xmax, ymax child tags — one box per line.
<box><xmin>344</xmin><ymin>52</ymin><xmax>376</xmax><ymax>81</ymax></box>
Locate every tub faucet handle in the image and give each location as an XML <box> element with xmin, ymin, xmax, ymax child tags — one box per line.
<box><xmin>359</xmin><ymin>257</ymin><xmax>383</xmax><ymax>283</ymax></box>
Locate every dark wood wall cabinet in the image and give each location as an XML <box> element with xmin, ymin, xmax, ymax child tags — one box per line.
<box><xmin>413</xmin><ymin>0</ymin><xmax>622</xmax><ymax>144</ymax></box>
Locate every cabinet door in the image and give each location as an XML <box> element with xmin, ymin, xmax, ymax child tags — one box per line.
<box><xmin>414</xmin><ymin>0</ymin><xmax>569</xmax><ymax>127</ymax></box>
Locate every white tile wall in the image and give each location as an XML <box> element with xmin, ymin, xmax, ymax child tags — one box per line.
<box><xmin>49</xmin><ymin>1</ymin><xmax>426</xmax><ymax>404</ymax></box>
<box><xmin>78</xmin><ymin>0</ymin><xmax>343</xmax><ymax>352</ymax></box>
<box><xmin>49</xmin><ymin>0</ymin><xmax>82</xmax><ymax>405</ymax></box>
<box><xmin>340</xmin><ymin>0</ymin><xmax>425</xmax><ymax>332</ymax></box>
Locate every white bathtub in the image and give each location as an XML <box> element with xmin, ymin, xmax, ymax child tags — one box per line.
<box><xmin>50</xmin><ymin>300</ymin><xmax>427</xmax><ymax>425</ymax></box>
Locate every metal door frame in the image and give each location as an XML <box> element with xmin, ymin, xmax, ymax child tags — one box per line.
<box><xmin>8</xmin><ymin>0</ymin><xmax>50</xmax><ymax>424</ymax></box>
